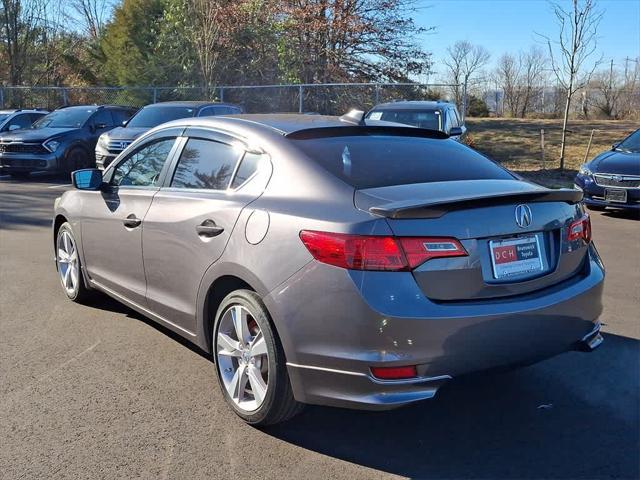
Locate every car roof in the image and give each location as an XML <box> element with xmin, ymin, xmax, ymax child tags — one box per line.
<box><xmin>370</xmin><ymin>100</ymin><xmax>454</xmax><ymax>111</ymax></box>
<box><xmin>55</xmin><ymin>104</ymin><xmax>136</xmax><ymax>111</ymax></box>
<box><xmin>151</xmin><ymin>114</ymin><xmax>449</xmax><ymax>140</ymax></box>
<box><xmin>0</xmin><ymin>109</ymin><xmax>47</xmax><ymax>114</ymax></box>
<box><xmin>221</xmin><ymin>114</ymin><xmax>351</xmax><ymax>134</ymax></box>
<box><xmin>143</xmin><ymin>101</ymin><xmax>240</xmax><ymax>109</ymax></box>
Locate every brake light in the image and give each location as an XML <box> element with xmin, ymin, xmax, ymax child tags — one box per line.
<box><xmin>370</xmin><ymin>365</ymin><xmax>418</xmax><ymax>380</ymax></box>
<box><xmin>299</xmin><ymin>230</ymin><xmax>467</xmax><ymax>271</ymax></box>
<box><xmin>567</xmin><ymin>213</ymin><xmax>591</xmax><ymax>243</ymax></box>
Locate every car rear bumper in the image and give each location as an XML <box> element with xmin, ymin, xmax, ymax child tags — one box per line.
<box><xmin>264</xmin><ymin>245</ymin><xmax>605</xmax><ymax>410</ymax></box>
<box><xmin>0</xmin><ymin>152</ymin><xmax>60</xmax><ymax>172</ymax></box>
<box><xmin>575</xmin><ymin>174</ymin><xmax>640</xmax><ymax>210</ymax></box>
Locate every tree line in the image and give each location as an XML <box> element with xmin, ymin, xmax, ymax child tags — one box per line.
<box><xmin>1</xmin><ymin>0</ymin><xmax>431</xmax><ymax>88</ymax></box>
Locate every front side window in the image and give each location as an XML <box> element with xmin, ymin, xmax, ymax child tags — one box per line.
<box><xmin>111</xmin><ymin>138</ymin><xmax>176</xmax><ymax>187</ymax></box>
<box><xmin>32</xmin><ymin>107</ymin><xmax>97</xmax><ymax>129</ymax></box>
<box><xmin>171</xmin><ymin>138</ymin><xmax>241</xmax><ymax>190</ymax></box>
<box><xmin>92</xmin><ymin>109</ymin><xmax>114</xmax><ymax>127</ymax></box>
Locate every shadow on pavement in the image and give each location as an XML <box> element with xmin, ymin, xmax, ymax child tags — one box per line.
<box><xmin>91</xmin><ymin>290</ymin><xmax>640</xmax><ymax>479</ymax></box>
<box><xmin>265</xmin><ymin>333</ymin><xmax>639</xmax><ymax>479</ymax></box>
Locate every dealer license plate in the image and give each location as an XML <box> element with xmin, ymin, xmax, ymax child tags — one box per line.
<box><xmin>489</xmin><ymin>235</ymin><xmax>544</xmax><ymax>280</ymax></box>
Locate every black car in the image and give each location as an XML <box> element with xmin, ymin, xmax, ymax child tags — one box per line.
<box><xmin>95</xmin><ymin>101</ymin><xmax>243</xmax><ymax>169</ymax></box>
<box><xmin>0</xmin><ymin>109</ymin><xmax>48</xmax><ymax>133</ymax></box>
<box><xmin>575</xmin><ymin>129</ymin><xmax>640</xmax><ymax>213</ymax></box>
<box><xmin>0</xmin><ymin>105</ymin><xmax>136</xmax><ymax>178</ymax></box>
<box><xmin>365</xmin><ymin>101</ymin><xmax>467</xmax><ymax>141</ymax></box>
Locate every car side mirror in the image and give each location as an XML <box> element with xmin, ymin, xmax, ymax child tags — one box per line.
<box><xmin>449</xmin><ymin>126</ymin><xmax>463</xmax><ymax>136</ymax></box>
<box><xmin>612</xmin><ymin>143</ymin><xmax>619</xmax><ymax>150</ymax></box>
<box><xmin>72</xmin><ymin>168</ymin><xmax>103</xmax><ymax>190</ymax></box>
<box><xmin>8</xmin><ymin>124</ymin><xmax>21</xmax><ymax>131</ymax></box>
<box><xmin>121</xmin><ymin>120</ymin><xmax>128</xmax><ymax>127</ymax></box>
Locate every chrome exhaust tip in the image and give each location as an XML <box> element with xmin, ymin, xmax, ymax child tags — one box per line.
<box><xmin>576</xmin><ymin>323</ymin><xmax>604</xmax><ymax>352</ymax></box>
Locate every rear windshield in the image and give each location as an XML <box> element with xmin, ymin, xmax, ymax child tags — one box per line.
<box><xmin>367</xmin><ymin>110</ymin><xmax>442</xmax><ymax>130</ymax></box>
<box><xmin>290</xmin><ymin>135</ymin><xmax>513</xmax><ymax>189</ymax></box>
<box><xmin>127</xmin><ymin>106</ymin><xmax>197</xmax><ymax>128</ymax></box>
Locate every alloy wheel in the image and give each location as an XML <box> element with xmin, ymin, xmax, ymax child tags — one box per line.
<box><xmin>57</xmin><ymin>230</ymin><xmax>79</xmax><ymax>296</ymax></box>
<box><xmin>216</xmin><ymin>304</ymin><xmax>269</xmax><ymax>412</ymax></box>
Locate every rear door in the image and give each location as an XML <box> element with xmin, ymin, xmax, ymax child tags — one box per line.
<box><xmin>142</xmin><ymin>128</ymin><xmax>266</xmax><ymax>332</ymax></box>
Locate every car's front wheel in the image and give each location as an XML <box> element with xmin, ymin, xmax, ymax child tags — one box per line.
<box><xmin>213</xmin><ymin>290</ymin><xmax>302</xmax><ymax>426</ymax></box>
<box><xmin>56</xmin><ymin>222</ymin><xmax>92</xmax><ymax>303</ymax></box>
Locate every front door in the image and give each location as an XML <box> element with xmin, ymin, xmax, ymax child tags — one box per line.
<box><xmin>81</xmin><ymin>135</ymin><xmax>180</xmax><ymax>305</ymax></box>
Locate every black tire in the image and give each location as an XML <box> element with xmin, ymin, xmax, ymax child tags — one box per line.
<box><xmin>55</xmin><ymin>222</ymin><xmax>93</xmax><ymax>303</ymax></box>
<box><xmin>62</xmin><ymin>147</ymin><xmax>90</xmax><ymax>175</ymax></box>
<box><xmin>9</xmin><ymin>171</ymin><xmax>30</xmax><ymax>179</ymax></box>
<box><xmin>587</xmin><ymin>204</ymin><xmax>606</xmax><ymax>212</ymax></box>
<box><xmin>213</xmin><ymin>289</ymin><xmax>303</xmax><ymax>426</ymax></box>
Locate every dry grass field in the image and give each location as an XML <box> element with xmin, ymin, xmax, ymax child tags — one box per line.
<box><xmin>466</xmin><ymin>118</ymin><xmax>637</xmax><ymax>187</ymax></box>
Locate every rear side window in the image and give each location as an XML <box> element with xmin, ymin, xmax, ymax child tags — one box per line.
<box><xmin>230</xmin><ymin>152</ymin><xmax>262</xmax><ymax>189</ymax></box>
<box><xmin>290</xmin><ymin>135</ymin><xmax>513</xmax><ymax>189</ymax></box>
<box><xmin>171</xmin><ymin>138</ymin><xmax>240</xmax><ymax>190</ymax></box>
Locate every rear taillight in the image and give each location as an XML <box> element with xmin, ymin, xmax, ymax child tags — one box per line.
<box><xmin>567</xmin><ymin>213</ymin><xmax>591</xmax><ymax>243</ymax></box>
<box><xmin>299</xmin><ymin>230</ymin><xmax>467</xmax><ymax>271</ymax></box>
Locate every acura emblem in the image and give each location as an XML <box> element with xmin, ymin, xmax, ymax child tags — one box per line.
<box><xmin>515</xmin><ymin>204</ymin><xmax>532</xmax><ymax>228</ymax></box>
<box><xmin>613</xmin><ymin>175</ymin><xmax>623</xmax><ymax>182</ymax></box>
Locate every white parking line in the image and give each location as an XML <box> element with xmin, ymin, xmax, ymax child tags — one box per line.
<box><xmin>47</xmin><ymin>184</ymin><xmax>71</xmax><ymax>189</ymax></box>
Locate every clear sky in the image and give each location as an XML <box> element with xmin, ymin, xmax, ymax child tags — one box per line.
<box><xmin>413</xmin><ymin>0</ymin><xmax>640</xmax><ymax>79</ymax></box>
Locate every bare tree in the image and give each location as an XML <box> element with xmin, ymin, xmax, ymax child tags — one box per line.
<box><xmin>519</xmin><ymin>46</ymin><xmax>547</xmax><ymax>117</ymax></box>
<box><xmin>443</xmin><ymin>40</ymin><xmax>490</xmax><ymax>112</ymax></box>
<box><xmin>1</xmin><ymin>0</ymin><xmax>46</xmax><ymax>84</ymax></box>
<box><xmin>591</xmin><ymin>60</ymin><xmax>622</xmax><ymax>118</ymax></box>
<box><xmin>186</xmin><ymin>0</ymin><xmax>233</xmax><ymax>95</ymax></box>
<box><xmin>539</xmin><ymin>0</ymin><xmax>603</xmax><ymax>169</ymax></box>
<box><xmin>495</xmin><ymin>53</ymin><xmax>522</xmax><ymax>117</ymax></box>
<box><xmin>69</xmin><ymin>0</ymin><xmax>112</xmax><ymax>40</ymax></box>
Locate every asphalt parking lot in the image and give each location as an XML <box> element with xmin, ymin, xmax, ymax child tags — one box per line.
<box><xmin>1</xmin><ymin>174</ymin><xmax>638</xmax><ymax>480</ymax></box>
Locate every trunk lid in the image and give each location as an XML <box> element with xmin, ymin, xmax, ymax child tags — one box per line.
<box><xmin>356</xmin><ymin>180</ymin><xmax>588</xmax><ymax>301</ymax></box>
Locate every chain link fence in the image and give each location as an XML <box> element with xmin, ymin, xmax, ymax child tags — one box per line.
<box><xmin>0</xmin><ymin>83</ymin><xmax>460</xmax><ymax>116</ymax></box>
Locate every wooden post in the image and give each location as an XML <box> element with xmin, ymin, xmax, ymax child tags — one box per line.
<box><xmin>540</xmin><ymin>129</ymin><xmax>545</xmax><ymax>170</ymax></box>
<box><xmin>583</xmin><ymin>129</ymin><xmax>596</xmax><ymax>163</ymax></box>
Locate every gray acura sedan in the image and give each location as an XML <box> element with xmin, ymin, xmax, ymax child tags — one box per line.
<box><xmin>53</xmin><ymin>114</ymin><xmax>604</xmax><ymax>425</ymax></box>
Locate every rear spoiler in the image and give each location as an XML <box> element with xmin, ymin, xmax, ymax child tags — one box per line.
<box><xmin>369</xmin><ymin>188</ymin><xmax>583</xmax><ymax>219</ymax></box>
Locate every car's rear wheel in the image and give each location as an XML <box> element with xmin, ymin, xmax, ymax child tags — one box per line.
<box><xmin>213</xmin><ymin>289</ymin><xmax>302</xmax><ymax>426</ymax></box>
<box><xmin>56</xmin><ymin>222</ymin><xmax>92</xmax><ymax>303</ymax></box>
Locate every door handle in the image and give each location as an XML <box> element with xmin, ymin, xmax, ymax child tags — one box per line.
<box><xmin>123</xmin><ymin>214</ymin><xmax>142</xmax><ymax>228</ymax></box>
<box><xmin>196</xmin><ymin>219</ymin><xmax>224</xmax><ymax>237</ymax></box>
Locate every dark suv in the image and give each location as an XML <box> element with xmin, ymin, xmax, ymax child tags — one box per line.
<box><xmin>95</xmin><ymin>101</ymin><xmax>243</xmax><ymax>169</ymax></box>
<box><xmin>365</xmin><ymin>101</ymin><xmax>466</xmax><ymax>141</ymax></box>
<box><xmin>0</xmin><ymin>105</ymin><xmax>136</xmax><ymax>178</ymax></box>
